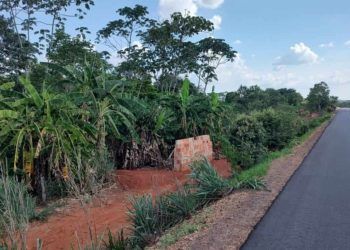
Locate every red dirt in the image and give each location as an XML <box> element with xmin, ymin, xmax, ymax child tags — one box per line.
<box><xmin>26</xmin><ymin>159</ymin><xmax>231</xmax><ymax>250</ymax></box>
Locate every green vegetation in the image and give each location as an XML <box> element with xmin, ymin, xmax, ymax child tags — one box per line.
<box><xmin>337</xmin><ymin>100</ymin><xmax>350</xmax><ymax>108</ymax></box>
<box><xmin>0</xmin><ymin>1</ymin><xmax>338</xmax><ymax>249</ymax></box>
<box><xmin>0</xmin><ymin>168</ymin><xmax>36</xmax><ymax>249</ymax></box>
<box><xmin>127</xmin><ymin>159</ymin><xmax>231</xmax><ymax>249</ymax></box>
<box><xmin>190</xmin><ymin>158</ymin><xmax>232</xmax><ymax>204</ymax></box>
<box><xmin>233</xmin><ymin>113</ymin><xmax>331</xmax><ymax>188</ymax></box>
<box><xmin>306</xmin><ymin>82</ymin><xmax>337</xmax><ymax>113</ymax></box>
<box><xmin>140</xmin><ymin>114</ymin><xmax>331</xmax><ymax>249</ymax></box>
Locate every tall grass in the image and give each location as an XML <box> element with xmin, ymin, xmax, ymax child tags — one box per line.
<box><xmin>0</xmin><ymin>164</ymin><xmax>36</xmax><ymax>249</ymax></box>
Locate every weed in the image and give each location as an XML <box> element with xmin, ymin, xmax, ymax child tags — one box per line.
<box><xmin>104</xmin><ymin>230</ymin><xmax>128</xmax><ymax>250</ymax></box>
<box><xmin>158</xmin><ymin>223</ymin><xmax>198</xmax><ymax>247</ymax></box>
<box><xmin>234</xmin><ymin>178</ymin><xmax>266</xmax><ymax>190</ymax></box>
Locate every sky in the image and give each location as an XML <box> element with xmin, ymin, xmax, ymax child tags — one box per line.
<box><xmin>63</xmin><ymin>0</ymin><xmax>350</xmax><ymax>99</ymax></box>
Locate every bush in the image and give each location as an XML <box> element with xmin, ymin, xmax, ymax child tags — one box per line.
<box><xmin>296</xmin><ymin>119</ymin><xmax>310</xmax><ymax>136</ymax></box>
<box><xmin>255</xmin><ymin>109</ymin><xmax>299</xmax><ymax>150</ymax></box>
<box><xmin>308</xmin><ymin>113</ymin><xmax>331</xmax><ymax>129</ymax></box>
<box><xmin>230</xmin><ymin>114</ymin><xmax>267</xmax><ymax>168</ymax></box>
<box><xmin>215</xmin><ymin>136</ymin><xmax>238</xmax><ymax>171</ymax></box>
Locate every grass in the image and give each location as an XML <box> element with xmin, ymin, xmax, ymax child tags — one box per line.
<box><xmin>30</xmin><ymin>201</ymin><xmax>65</xmax><ymax>222</ymax></box>
<box><xmin>150</xmin><ymin>207</ymin><xmax>213</xmax><ymax>249</ymax></box>
<box><xmin>127</xmin><ymin>158</ymin><xmax>232</xmax><ymax>249</ymax></box>
<box><xmin>0</xmin><ymin>172</ymin><xmax>36</xmax><ymax>249</ymax></box>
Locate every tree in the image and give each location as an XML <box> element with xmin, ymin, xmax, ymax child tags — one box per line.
<box><xmin>0</xmin><ymin>16</ymin><xmax>37</xmax><ymax>75</ymax></box>
<box><xmin>306</xmin><ymin>82</ymin><xmax>331</xmax><ymax>112</ymax></box>
<box><xmin>139</xmin><ymin>12</ymin><xmax>214</xmax><ymax>91</ymax></box>
<box><xmin>0</xmin><ymin>0</ymin><xmax>95</xmax><ymax>71</ymax></box>
<box><xmin>98</xmin><ymin>6</ymin><xmax>235</xmax><ymax>92</ymax></box>
<box><xmin>47</xmin><ymin>28</ymin><xmax>110</xmax><ymax>69</ymax></box>
<box><xmin>278</xmin><ymin>88</ymin><xmax>303</xmax><ymax>106</ymax></box>
<box><xmin>97</xmin><ymin>5</ymin><xmax>150</xmax><ymax>52</ymax></box>
<box><xmin>196</xmin><ymin>37</ymin><xmax>236</xmax><ymax>92</ymax></box>
<box><xmin>225</xmin><ymin>85</ymin><xmax>267</xmax><ymax>112</ymax></box>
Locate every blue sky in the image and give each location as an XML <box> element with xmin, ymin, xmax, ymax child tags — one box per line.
<box><xmin>64</xmin><ymin>0</ymin><xmax>350</xmax><ymax>99</ymax></box>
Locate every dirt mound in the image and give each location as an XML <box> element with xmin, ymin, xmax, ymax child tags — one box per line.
<box><xmin>26</xmin><ymin>159</ymin><xmax>231</xmax><ymax>250</ymax></box>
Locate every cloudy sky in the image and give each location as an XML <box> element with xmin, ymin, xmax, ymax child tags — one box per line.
<box><xmin>66</xmin><ymin>0</ymin><xmax>350</xmax><ymax>99</ymax></box>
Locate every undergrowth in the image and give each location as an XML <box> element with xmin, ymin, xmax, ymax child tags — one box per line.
<box><xmin>121</xmin><ymin>114</ymin><xmax>331</xmax><ymax>250</ymax></box>
<box><xmin>233</xmin><ymin>114</ymin><xmax>331</xmax><ymax>186</ymax></box>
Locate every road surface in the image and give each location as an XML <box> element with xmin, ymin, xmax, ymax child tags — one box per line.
<box><xmin>242</xmin><ymin>109</ymin><xmax>350</xmax><ymax>250</ymax></box>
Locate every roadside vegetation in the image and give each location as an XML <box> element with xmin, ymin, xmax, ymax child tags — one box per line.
<box><xmin>0</xmin><ymin>2</ymin><xmax>337</xmax><ymax>249</ymax></box>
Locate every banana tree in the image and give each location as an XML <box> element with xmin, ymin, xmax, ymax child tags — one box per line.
<box><xmin>0</xmin><ymin>76</ymin><xmax>96</xmax><ymax>200</ymax></box>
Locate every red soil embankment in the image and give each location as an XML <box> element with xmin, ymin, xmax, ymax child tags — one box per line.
<box><xmin>26</xmin><ymin>159</ymin><xmax>231</xmax><ymax>250</ymax></box>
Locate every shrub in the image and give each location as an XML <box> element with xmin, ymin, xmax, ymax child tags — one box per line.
<box><xmin>230</xmin><ymin>114</ymin><xmax>267</xmax><ymax>168</ymax></box>
<box><xmin>308</xmin><ymin>113</ymin><xmax>331</xmax><ymax>129</ymax></box>
<box><xmin>215</xmin><ymin>136</ymin><xmax>238</xmax><ymax>171</ymax></box>
<box><xmin>255</xmin><ymin>109</ymin><xmax>299</xmax><ymax>150</ymax></box>
<box><xmin>296</xmin><ymin>119</ymin><xmax>310</xmax><ymax>136</ymax></box>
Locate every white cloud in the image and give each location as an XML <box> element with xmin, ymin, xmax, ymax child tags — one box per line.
<box><xmin>208</xmin><ymin>53</ymin><xmax>350</xmax><ymax>99</ymax></box>
<box><xmin>132</xmin><ymin>40</ymin><xmax>143</xmax><ymax>49</ymax></box>
<box><xmin>274</xmin><ymin>42</ymin><xmax>319</xmax><ymax>66</ymax></box>
<box><xmin>233</xmin><ymin>39</ymin><xmax>242</xmax><ymax>45</ymax></box>
<box><xmin>158</xmin><ymin>0</ymin><xmax>224</xmax><ymax>19</ymax></box>
<box><xmin>210</xmin><ymin>15</ymin><xmax>222</xmax><ymax>29</ymax></box>
<box><xmin>158</xmin><ymin>0</ymin><xmax>198</xmax><ymax>19</ymax></box>
<box><xmin>345</xmin><ymin>40</ymin><xmax>350</xmax><ymax>47</ymax></box>
<box><xmin>197</xmin><ymin>0</ymin><xmax>224</xmax><ymax>9</ymax></box>
<box><xmin>319</xmin><ymin>42</ymin><xmax>334</xmax><ymax>48</ymax></box>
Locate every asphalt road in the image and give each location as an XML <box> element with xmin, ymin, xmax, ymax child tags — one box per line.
<box><xmin>242</xmin><ymin>109</ymin><xmax>350</xmax><ymax>250</ymax></box>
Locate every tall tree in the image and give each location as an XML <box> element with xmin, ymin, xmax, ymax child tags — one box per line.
<box><xmin>0</xmin><ymin>0</ymin><xmax>95</xmax><ymax>70</ymax></box>
<box><xmin>225</xmin><ymin>85</ymin><xmax>267</xmax><ymax>112</ymax></box>
<box><xmin>196</xmin><ymin>37</ymin><xmax>236</xmax><ymax>92</ymax></box>
<box><xmin>98</xmin><ymin>5</ymin><xmax>235</xmax><ymax>92</ymax></box>
<box><xmin>47</xmin><ymin>28</ymin><xmax>110</xmax><ymax>69</ymax></box>
<box><xmin>140</xmin><ymin>12</ymin><xmax>214</xmax><ymax>91</ymax></box>
<box><xmin>306</xmin><ymin>82</ymin><xmax>331</xmax><ymax>112</ymax></box>
<box><xmin>97</xmin><ymin>5</ymin><xmax>150</xmax><ymax>52</ymax></box>
<box><xmin>0</xmin><ymin>16</ymin><xmax>36</xmax><ymax>75</ymax></box>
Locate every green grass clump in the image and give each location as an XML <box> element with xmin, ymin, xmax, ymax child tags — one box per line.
<box><xmin>127</xmin><ymin>158</ymin><xmax>232</xmax><ymax>249</ymax></box>
<box><xmin>104</xmin><ymin>230</ymin><xmax>128</xmax><ymax>250</ymax></box>
<box><xmin>158</xmin><ymin>222</ymin><xmax>199</xmax><ymax>247</ymax></box>
<box><xmin>190</xmin><ymin>158</ymin><xmax>233</xmax><ymax>206</ymax></box>
<box><xmin>0</xmin><ymin>173</ymin><xmax>36</xmax><ymax>249</ymax></box>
